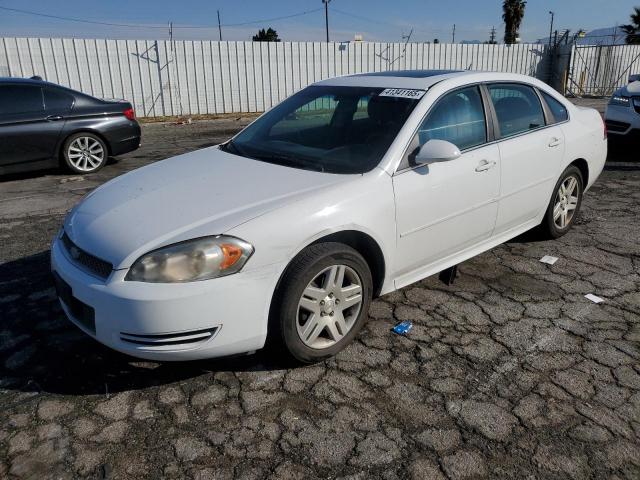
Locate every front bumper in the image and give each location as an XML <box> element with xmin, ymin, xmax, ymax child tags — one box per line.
<box><xmin>50</xmin><ymin>236</ymin><xmax>279</xmax><ymax>361</ymax></box>
<box><xmin>605</xmin><ymin>102</ymin><xmax>640</xmax><ymax>137</ymax></box>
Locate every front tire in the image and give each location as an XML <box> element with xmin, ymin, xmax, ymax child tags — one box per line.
<box><xmin>62</xmin><ymin>133</ymin><xmax>108</xmax><ymax>174</ymax></box>
<box><xmin>271</xmin><ymin>242</ymin><xmax>373</xmax><ymax>364</ymax></box>
<box><xmin>541</xmin><ymin>165</ymin><xmax>584</xmax><ymax>239</ymax></box>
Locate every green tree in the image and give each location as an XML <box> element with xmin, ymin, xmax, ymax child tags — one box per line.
<box><xmin>621</xmin><ymin>6</ymin><xmax>640</xmax><ymax>44</ymax></box>
<box><xmin>502</xmin><ymin>0</ymin><xmax>527</xmax><ymax>44</ymax></box>
<box><xmin>252</xmin><ymin>28</ymin><xmax>281</xmax><ymax>42</ymax></box>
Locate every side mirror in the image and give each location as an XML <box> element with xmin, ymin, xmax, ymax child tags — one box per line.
<box><xmin>414</xmin><ymin>139</ymin><xmax>461</xmax><ymax>165</ymax></box>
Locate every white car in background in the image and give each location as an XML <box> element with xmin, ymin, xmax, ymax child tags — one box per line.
<box><xmin>605</xmin><ymin>74</ymin><xmax>640</xmax><ymax>146</ymax></box>
<box><xmin>51</xmin><ymin>70</ymin><xmax>607</xmax><ymax>363</ymax></box>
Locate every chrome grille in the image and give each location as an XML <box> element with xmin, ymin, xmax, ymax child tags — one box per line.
<box><xmin>61</xmin><ymin>232</ymin><xmax>113</xmax><ymax>279</ymax></box>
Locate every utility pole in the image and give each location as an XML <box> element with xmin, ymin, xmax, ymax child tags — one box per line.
<box><xmin>452</xmin><ymin>24</ymin><xmax>456</xmax><ymax>43</ymax></box>
<box><xmin>548</xmin><ymin>11</ymin><xmax>555</xmax><ymax>47</ymax></box>
<box><xmin>322</xmin><ymin>0</ymin><xmax>331</xmax><ymax>42</ymax></box>
<box><xmin>217</xmin><ymin>10</ymin><xmax>223</xmax><ymax>41</ymax></box>
<box><xmin>489</xmin><ymin>26</ymin><xmax>496</xmax><ymax>43</ymax></box>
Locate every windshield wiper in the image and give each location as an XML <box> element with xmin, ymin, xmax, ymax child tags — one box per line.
<box><xmin>251</xmin><ymin>152</ymin><xmax>325</xmax><ymax>172</ymax></box>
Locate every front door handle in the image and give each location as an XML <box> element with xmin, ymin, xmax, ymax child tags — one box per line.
<box><xmin>46</xmin><ymin>115</ymin><xmax>63</xmax><ymax>121</ymax></box>
<box><xmin>475</xmin><ymin>159</ymin><xmax>496</xmax><ymax>172</ymax></box>
<box><xmin>548</xmin><ymin>137</ymin><xmax>562</xmax><ymax>147</ymax></box>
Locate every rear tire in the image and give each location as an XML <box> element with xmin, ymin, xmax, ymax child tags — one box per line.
<box><xmin>540</xmin><ymin>165</ymin><xmax>584</xmax><ymax>239</ymax></box>
<box><xmin>270</xmin><ymin>242</ymin><xmax>372</xmax><ymax>364</ymax></box>
<box><xmin>62</xmin><ymin>133</ymin><xmax>108</xmax><ymax>174</ymax></box>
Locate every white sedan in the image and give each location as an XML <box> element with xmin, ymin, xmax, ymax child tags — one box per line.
<box><xmin>51</xmin><ymin>70</ymin><xmax>607</xmax><ymax>363</ymax></box>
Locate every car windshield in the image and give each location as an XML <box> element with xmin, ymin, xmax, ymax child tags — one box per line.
<box><xmin>222</xmin><ymin>85</ymin><xmax>422</xmax><ymax>174</ymax></box>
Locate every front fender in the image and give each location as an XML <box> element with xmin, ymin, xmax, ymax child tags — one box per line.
<box><xmin>227</xmin><ymin>169</ymin><xmax>397</xmax><ymax>294</ymax></box>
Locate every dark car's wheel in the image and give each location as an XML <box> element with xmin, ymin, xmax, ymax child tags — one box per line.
<box><xmin>62</xmin><ymin>133</ymin><xmax>108</xmax><ymax>174</ymax></box>
<box><xmin>271</xmin><ymin>242</ymin><xmax>372</xmax><ymax>364</ymax></box>
<box><xmin>541</xmin><ymin>165</ymin><xmax>584</xmax><ymax>239</ymax></box>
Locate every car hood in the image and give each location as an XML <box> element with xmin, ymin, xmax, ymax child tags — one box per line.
<box><xmin>64</xmin><ymin>147</ymin><xmax>354</xmax><ymax>269</ymax></box>
<box><xmin>613</xmin><ymin>81</ymin><xmax>640</xmax><ymax>96</ymax></box>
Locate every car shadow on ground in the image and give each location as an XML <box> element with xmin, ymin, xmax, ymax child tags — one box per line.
<box><xmin>0</xmin><ymin>251</ymin><xmax>292</xmax><ymax>397</ymax></box>
<box><xmin>0</xmin><ymin>158</ymin><xmax>120</xmax><ymax>183</ymax></box>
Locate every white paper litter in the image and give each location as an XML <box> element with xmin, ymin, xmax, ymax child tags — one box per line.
<box><xmin>540</xmin><ymin>255</ymin><xmax>559</xmax><ymax>265</ymax></box>
<box><xmin>585</xmin><ymin>294</ymin><xmax>604</xmax><ymax>304</ymax></box>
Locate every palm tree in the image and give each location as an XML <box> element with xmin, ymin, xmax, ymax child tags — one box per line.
<box><xmin>503</xmin><ymin>0</ymin><xmax>527</xmax><ymax>44</ymax></box>
<box><xmin>622</xmin><ymin>7</ymin><xmax>640</xmax><ymax>44</ymax></box>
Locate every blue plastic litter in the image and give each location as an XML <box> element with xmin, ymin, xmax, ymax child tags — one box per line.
<box><xmin>392</xmin><ymin>321</ymin><xmax>413</xmax><ymax>336</ymax></box>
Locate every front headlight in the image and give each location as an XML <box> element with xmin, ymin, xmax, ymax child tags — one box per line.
<box><xmin>125</xmin><ymin>236</ymin><xmax>254</xmax><ymax>283</ymax></box>
<box><xmin>609</xmin><ymin>95</ymin><xmax>630</xmax><ymax>107</ymax></box>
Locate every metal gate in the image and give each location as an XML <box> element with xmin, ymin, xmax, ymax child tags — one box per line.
<box><xmin>567</xmin><ymin>44</ymin><xmax>640</xmax><ymax>97</ymax></box>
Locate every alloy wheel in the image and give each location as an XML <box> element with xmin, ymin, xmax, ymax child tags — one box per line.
<box><xmin>67</xmin><ymin>137</ymin><xmax>105</xmax><ymax>172</ymax></box>
<box><xmin>296</xmin><ymin>264</ymin><xmax>363</xmax><ymax>350</ymax></box>
<box><xmin>553</xmin><ymin>175</ymin><xmax>580</xmax><ymax>229</ymax></box>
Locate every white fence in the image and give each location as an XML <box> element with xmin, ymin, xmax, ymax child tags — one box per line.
<box><xmin>567</xmin><ymin>44</ymin><xmax>640</xmax><ymax>96</ymax></box>
<box><xmin>0</xmin><ymin>37</ymin><xmax>553</xmax><ymax>117</ymax></box>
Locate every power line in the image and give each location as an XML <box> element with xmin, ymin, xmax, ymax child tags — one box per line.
<box><xmin>0</xmin><ymin>6</ymin><xmax>167</xmax><ymax>28</ymax></box>
<box><xmin>0</xmin><ymin>5</ymin><xmax>323</xmax><ymax>30</ymax></box>
<box><xmin>214</xmin><ymin>8</ymin><xmax>323</xmax><ymax>28</ymax></box>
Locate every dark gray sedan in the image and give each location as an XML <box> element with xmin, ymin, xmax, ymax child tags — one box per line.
<box><xmin>0</xmin><ymin>77</ymin><xmax>141</xmax><ymax>175</ymax></box>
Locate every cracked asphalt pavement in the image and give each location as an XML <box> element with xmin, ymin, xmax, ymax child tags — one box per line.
<box><xmin>1</xmin><ymin>103</ymin><xmax>639</xmax><ymax>479</ymax></box>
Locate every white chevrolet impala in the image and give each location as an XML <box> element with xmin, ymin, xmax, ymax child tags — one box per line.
<box><xmin>51</xmin><ymin>70</ymin><xmax>607</xmax><ymax>363</ymax></box>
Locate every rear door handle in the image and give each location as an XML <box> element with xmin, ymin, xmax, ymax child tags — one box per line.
<box><xmin>475</xmin><ymin>159</ymin><xmax>496</xmax><ymax>172</ymax></box>
<box><xmin>46</xmin><ymin>115</ymin><xmax>63</xmax><ymax>121</ymax></box>
<box><xmin>548</xmin><ymin>137</ymin><xmax>562</xmax><ymax>147</ymax></box>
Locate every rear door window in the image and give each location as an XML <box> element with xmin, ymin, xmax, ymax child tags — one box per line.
<box><xmin>44</xmin><ymin>88</ymin><xmax>74</xmax><ymax>112</ymax></box>
<box><xmin>0</xmin><ymin>85</ymin><xmax>44</xmax><ymax>115</ymax></box>
<box><xmin>488</xmin><ymin>83</ymin><xmax>545</xmax><ymax>138</ymax></box>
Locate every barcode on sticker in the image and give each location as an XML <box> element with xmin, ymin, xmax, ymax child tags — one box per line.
<box><xmin>379</xmin><ymin>88</ymin><xmax>426</xmax><ymax>99</ymax></box>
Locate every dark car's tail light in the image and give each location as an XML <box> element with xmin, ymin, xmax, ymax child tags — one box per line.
<box><xmin>123</xmin><ymin>107</ymin><xmax>136</xmax><ymax>121</ymax></box>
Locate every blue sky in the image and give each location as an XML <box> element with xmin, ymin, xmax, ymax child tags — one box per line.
<box><xmin>0</xmin><ymin>0</ymin><xmax>638</xmax><ymax>42</ymax></box>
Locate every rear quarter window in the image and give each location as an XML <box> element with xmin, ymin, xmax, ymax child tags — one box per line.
<box><xmin>541</xmin><ymin>91</ymin><xmax>569</xmax><ymax>123</ymax></box>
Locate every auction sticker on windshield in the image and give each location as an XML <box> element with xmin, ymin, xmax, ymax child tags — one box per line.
<box><xmin>379</xmin><ymin>88</ymin><xmax>426</xmax><ymax>99</ymax></box>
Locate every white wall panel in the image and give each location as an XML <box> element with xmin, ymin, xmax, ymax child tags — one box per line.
<box><xmin>2</xmin><ymin>37</ymin><xmax>601</xmax><ymax>116</ymax></box>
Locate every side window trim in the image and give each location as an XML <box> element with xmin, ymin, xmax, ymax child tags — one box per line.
<box><xmin>534</xmin><ymin>87</ymin><xmax>554</xmax><ymax>125</ymax></box>
<box><xmin>396</xmin><ymin>81</ymin><xmax>571</xmax><ymax>175</ymax></box>
<box><xmin>479</xmin><ymin>83</ymin><xmax>499</xmax><ymax>142</ymax></box>
<box><xmin>396</xmin><ymin>83</ymin><xmax>491</xmax><ymax>173</ymax></box>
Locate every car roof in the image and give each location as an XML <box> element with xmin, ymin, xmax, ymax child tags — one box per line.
<box><xmin>314</xmin><ymin>69</ymin><xmax>472</xmax><ymax>89</ymax></box>
<box><xmin>0</xmin><ymin>77</ymin><xmax>70</xmax><ymax>90</ymax></box>
<box><xmin>352</xmin><ymin>69</ymin><xmax>464</xmax><ymax>78</ymax></box>
<box><xmin>312</xmin><ymin>69</ymin><xmax>553</xmax><ymax>91</ymax></box>
<box><xmin>0</xmin><ymin>77</ymin><xmax>45</xmax><ymax>84</ymax></box>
